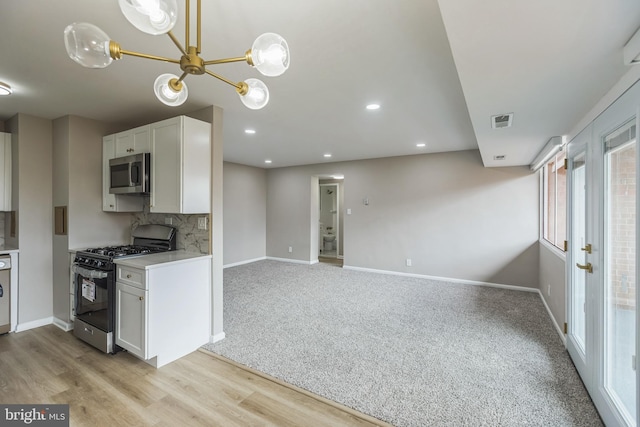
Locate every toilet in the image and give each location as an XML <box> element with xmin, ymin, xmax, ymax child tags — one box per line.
<box><xmin>323</xmin><ymin>232</ymin><xmax>336</xmax><ymax>251</ymax></box>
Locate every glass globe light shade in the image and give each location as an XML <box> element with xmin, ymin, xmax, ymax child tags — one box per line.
<box><xmin>64</xmin><ymin>23</ymin><xmax>113</xmax><ymax>68</ymax></box>
<box><xmin>118</xmin><ymin>0</ymin><xmax>178</xmax><ymax>35</ymax></box>
<box><xmin>239</xmin><ymin>78</ymin><xmax>269</xmax><ymax>110</ymax></box>
<box><xmin>251</xmin><ymin>33</ymin><xmax>290</xmax><ymax>77</ymax></box>
<box><xmin>154</xmin><ymin>74</ymin><xmax>188</xmax><ymax>106</ymax></box>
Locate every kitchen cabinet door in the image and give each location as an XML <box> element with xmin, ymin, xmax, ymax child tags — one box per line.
<box><xmin>115</xmin><ymin>125</ymin><xmax>150</xmax><ymax>157</ymax></box>
<box><xmin>115</xmin><ymin>281</ymin><xmax>147</xmax><ymax>359</ymax></box>
<box><xmin>149</xmin><ymin>116</ymin><xmax>211</xmax><ymax>214</ymax></box>
<box><xmin>0</xmin><ymin>132</ymin><xmax>11</xmax><ymax>211</ymax></box>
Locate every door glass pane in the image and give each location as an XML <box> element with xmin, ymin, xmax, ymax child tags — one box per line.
<box><xmin>604</xmin><ymin>121</ymin><xmax>637</xmax><ymax>424</ymax></box>
<box><xmin>572</xmin><ymin>153</ymin><xmax>587</xmax><ymax>351</ymax></box>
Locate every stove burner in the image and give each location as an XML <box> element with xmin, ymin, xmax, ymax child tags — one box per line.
<box><xmin>85</xmin><ymin>245</ymin><xmax>162</xmax><ymax>258</ymax></box>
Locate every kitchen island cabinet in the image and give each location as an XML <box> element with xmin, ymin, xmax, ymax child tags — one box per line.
<box><xmin>115</xmin><ymin>251</ymin><xmax>211</xmax><ymax>368</ymax></box>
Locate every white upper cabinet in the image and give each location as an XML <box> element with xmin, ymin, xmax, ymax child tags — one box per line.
<box><xmin>102</xmin><ymin>135</ymin><xmax>143</xmax><ymax>212</ymax></box>
<box><xmin>0</xmin><ymin>133</ymin><xmax>11</xmax><ymax>212</ymax></box>
<box><xmin>115</xmin><ymin>125</ymin><xmax>150</xmax><ymax>157</ymax></box>
<box><xmin>150</xmin><ymin>116</ymin><xmax>211</xmax><ymax>214</ymax></box>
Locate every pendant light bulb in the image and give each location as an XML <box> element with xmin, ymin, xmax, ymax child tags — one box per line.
<box><xmin>154</xmin><ymin>73</ymin><xmax>188</xmax><ymax>106</ymax></box>
<box><xmin>251</xmin><ymin>33</ymin><xmax>290</xmax><ymax>77</ymax></box>
<box><xmin>238</xmin><ymin>78</ymin><xmax>269</xmax><ymax>110</ymax></box>
<box><xmin>118</xmin><ymin>0</ymin><xmax>178</xmax><ymax>35</ymax></box>
<box><xmin>64</xmin><ymin>22</ymin><xmax>113</xmax><ymax>68</ymax></box>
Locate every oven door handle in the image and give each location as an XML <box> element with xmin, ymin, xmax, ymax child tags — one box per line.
<box><xmin>71</xmin><ymin>264</ymin><xmax>109</xmax><ymax>279</ymax></box>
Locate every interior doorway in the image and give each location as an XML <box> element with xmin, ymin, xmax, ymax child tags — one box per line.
<box><xmin>317</xmin><ymin>177</ymin><xmax>344</xmax><ymax>265</ymax></box>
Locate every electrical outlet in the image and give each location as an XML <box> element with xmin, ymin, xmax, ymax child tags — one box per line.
<box><xmin>406</xmin><ymin>258</ymin><xmax>412</xmax><ymax>267</ymax></box>
<box><xmin>164</xmin><ymin>217</ymin><xmax>172</xmax><ymax>225</ymax></box>
<box><xmin>547</xmin><ymin>284</ymin><xmax>551</xmax><ymax>296</ymax></box>
<box><xmin>288</xmin><ymin>246</ymin><xmax>293</xmax><ymax>253</ymax></box>
<box><xmin>198</xmin><ymin>217</ymin><xmax>208</xmax><ymax>230</ymax></box>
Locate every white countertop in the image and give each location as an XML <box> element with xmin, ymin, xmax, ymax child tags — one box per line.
<box><xmin>0</xmin><ymin>245</ymin><xmax>19</xmax><ymax>254</ymax></box>
<box><xmin>115</xmin><ymin>250</ymin><xmax>211</xmax><ymax>270</ymax></box>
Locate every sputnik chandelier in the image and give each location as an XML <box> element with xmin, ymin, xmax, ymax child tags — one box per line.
<box><xmin>64</xmin><ymin>0</ymin><xmax>290</xmax><ymax>109</ymax></box>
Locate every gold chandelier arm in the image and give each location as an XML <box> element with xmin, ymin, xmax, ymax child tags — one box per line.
<box><xmin>204</xmin><ymin>51</ymin><xmax>252</xmax><ymax>66</ymax></box>
<box><xmin>167</xmin><ymin>31</ymin><xmax>187</xmax><ymax>57</ymax></box>
<box><xmin>204</xmin><ymin>69</ymin><xmax>244</xmax><ymax>92</ymax></box>
<box><xmin>176</xmin><ymin>71</ymin><xmax>189</xmax><ymax>83</ymax></box>
<box><xmin>118</xmin><ymin>48</ymin><xmax>181</xmax><ymax>65</ymax></box>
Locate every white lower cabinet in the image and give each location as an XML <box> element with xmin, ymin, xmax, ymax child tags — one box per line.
<box><xmin>115</xmin><ymin>253</ymin><xmax>211</xmax><ymax>368</ymax></box>
<box><xmin>115</xmin><ymin>282</ymin><xmax>147</xmax><ymax>360</ymax></box>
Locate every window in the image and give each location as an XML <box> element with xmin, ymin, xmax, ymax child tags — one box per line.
<box><xmin>543</xmin><ymin>151</ymin><xmax>567</xmax><ymax>249</ymax></box>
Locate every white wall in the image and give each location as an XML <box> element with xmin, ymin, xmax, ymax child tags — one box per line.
<box><xmin>223</xmin><ymin>162</ymin><xmax>266</xmax><ymax>266</ymax></box>
<box><xmin>266</xmin><ymin>150</ymin><xmax>540</xmax><ymax>288</ymax></box>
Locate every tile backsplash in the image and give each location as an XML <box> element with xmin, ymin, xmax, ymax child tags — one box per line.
<box><xmin>131</xmin><ymin>200</ymin><xmax>210</xmax><ymax>255</ymax></box>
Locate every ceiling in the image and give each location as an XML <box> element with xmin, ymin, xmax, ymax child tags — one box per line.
<box><xmin>1</xmin><ymin>1</ymin><xmax>639</xmax><ymax>169</ymax></box>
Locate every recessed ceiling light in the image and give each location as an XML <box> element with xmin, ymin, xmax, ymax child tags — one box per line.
<box><xmin>264</xmin><ymin>159</ymin><xmax>272</xmax><ymax>164</ymax></box>
<box><xmin>366</xmin><ymin>103</ymin><xmax>380</xmax><ymax>110</ymax></box>
<box><xmin>416</xmin><ymin>143</ymin><xmax>426</xmax><ymax>148</ymax></box>
<box><xmin>324</xmin><ymin>154</ymin><xmax>332</xmax><ymax>158</ymax></box>
<box><xmin>245</xmin><ymin>129</ymin><xmax>256</xmax><ymax>134</ymax></box>
<box><xmin>0</xmin><ymin>81</ymin><xmax>12</xmax><ymax>96</ymax></box>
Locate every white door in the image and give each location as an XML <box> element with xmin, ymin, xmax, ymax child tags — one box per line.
<box><xmin>567</xmin><ymin>143</ymin><xmax>590</xmax><ymax>382</ymax></box>
<box><xmin>567</xmin><ymin>81</ymin><xmax>639</xmax><ymax>427</ymax></box>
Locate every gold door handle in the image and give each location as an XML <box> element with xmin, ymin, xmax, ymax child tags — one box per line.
<box><xmin>576</xmin><ymin>262</ymin><xmax>593</xmax><ymax>273</ymax></box>
<box><xmin>581</xmin><ymin>244</ymin><xmax>592</xmax><ymax>254</ymax></box>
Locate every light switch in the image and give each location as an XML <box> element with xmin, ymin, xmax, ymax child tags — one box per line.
<box><xmin>347</xmin><ymin>208</ymin><xmax>352</xmax><ymax>215</ymax></box>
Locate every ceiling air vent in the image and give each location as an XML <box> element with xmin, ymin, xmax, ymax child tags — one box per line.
<box><xmin>491</xmin><ymin>113</ymin><xmax>513</xmax><ymax>129</ymax></box>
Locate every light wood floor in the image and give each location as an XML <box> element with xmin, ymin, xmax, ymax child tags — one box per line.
<box><xmin>0</xmin><ymin>325</ymin><xmax>391</xmax><ymax>427</ymax></box>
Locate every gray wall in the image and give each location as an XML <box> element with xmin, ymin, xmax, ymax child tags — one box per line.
<box><xmin>539</xmin><ymin>243</ymin><xmax>566</xmax><ymax>331</ymax></box>
<box><xmin>223</xmin><ymin>162</ymin><xmax>266</xmax><ymax>266</ymax></box>
<box><xmin>52</xmin><ymin>115</ymin><xmax>132</xmax><ymax>326</ymax></box>
<box><xmin>6</xmin><ymin>114</ymin><xmax>54</xmax><ymax>327</ymax></box>
<box><xmin>266</xmin><ymin>150</ymin><xmax>540</xmax><ymax>288</ymax></box>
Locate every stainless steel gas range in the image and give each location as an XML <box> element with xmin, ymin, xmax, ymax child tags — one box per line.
<box><xmin>72</xmin><ymin>224</ymin><xmax>176</xmax><ymax>353</ymax></box>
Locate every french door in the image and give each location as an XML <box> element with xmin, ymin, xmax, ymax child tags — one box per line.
<box><xmin>567</xmin><ymin>81</ymin><xmax>639</xmax><ymax>427</ymax></box>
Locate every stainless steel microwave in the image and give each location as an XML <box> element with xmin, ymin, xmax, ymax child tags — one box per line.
<box><xmin>109</xmin><ymin>153</ymin><xmax>150</xmax><ymax>194</ymax></box>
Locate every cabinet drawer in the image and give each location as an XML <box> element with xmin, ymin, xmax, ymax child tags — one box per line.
<box><xmin>117</xmin><ymin>266</ymin><xmax>146</xmax><ymax>289</ymax></box>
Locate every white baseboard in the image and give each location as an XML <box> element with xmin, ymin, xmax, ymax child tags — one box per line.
<box><xmin>266</xmin><ymin>257</ymin><xmax>316</xmax><ymax>265</ymax></box>
<box><xmin>15</xmin><ymin>316</ymin><xmax>53</xmax><ymax>333</ymax></box>
<box><xmin>210</xmin><ymin>332</ymin><xmax>226</xmax><ymax>343</ymax></box>
<box><xmin>224</xmin><ymin>257</ymin><xmax>267</xmax><ymax>269</ymax></box>
<box><xmin>342</xmin><ymin>265</ymin><xmax>539</xmax><ymax>293</ymax></box>
<box><xmin>537</xmin><ymin>291</ymin><xmax>566</xmax><ymax>346</ymax></box>
<box><xmin>52</xmin><ymin>317</ymin><xmax>74</xmax><ymax>332</ymax></box>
